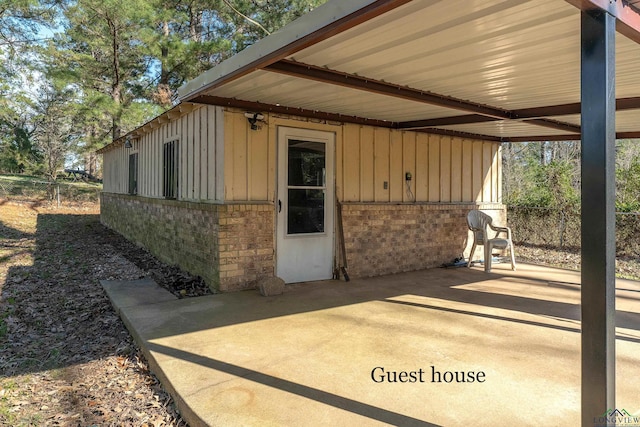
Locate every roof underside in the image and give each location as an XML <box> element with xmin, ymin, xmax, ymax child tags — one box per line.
<box><xmin>178</xmin><ymin>0</ymin><xmax>640</xmax><ymax>142</ymax></box>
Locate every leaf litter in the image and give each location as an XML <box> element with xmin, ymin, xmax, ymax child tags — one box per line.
<box><xmin>0</xmin><ymin>201</ymin><xmax>211</xmax><ymax>426</ymax></box>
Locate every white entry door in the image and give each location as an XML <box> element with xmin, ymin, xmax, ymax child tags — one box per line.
<box><xmin>276</xmin><ymin>127</ymin><xmax>335</xmax><ymax>283</ymax></box>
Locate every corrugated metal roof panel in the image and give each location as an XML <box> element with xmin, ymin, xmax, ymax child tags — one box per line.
<box><xmin>614</xmin><ymin>110</ymin><xmax>640</xmax><ymax>132</ymax></box>
<box><xmin>209</xmin><ymin>71</ymin><xmax>468</xmax><ymax>122</ymax></box>
<box><xmin>192</xmin><ymin>0</ymin><xmax>640</xmax><ymax>140</ymax></box>
<box><xmin>437</xmin><ymin>120</ymin><xmax>573</xmax><ymax>138</ymax></box>
<box><xmin>291</xmin><ymin>0</ymin><xmax>583</xmax><ymax>109</ymax></box>
<box><xmin>548</xmin><ymin>110</ymin><xmax>640</xmax><ymax>132</ymax></box>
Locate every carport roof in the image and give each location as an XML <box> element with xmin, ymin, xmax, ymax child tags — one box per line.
<box><xmin>178</xmin><ymin>0</ymin><xmax>640</xmax><ymax>142</ymax></box>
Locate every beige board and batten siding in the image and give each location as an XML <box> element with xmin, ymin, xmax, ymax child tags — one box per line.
<box><xmin>223</xmin><ymin>109</ymin><xmax>502</xmax><ymax>204</ymax></box>
<box><xmin>102</xmin><ymin>105</ymin><xmax>224</xmax><ymax>202</ymax></box>
<box><xmin>223</xmin><ymin>110</ymin><xmax>344</xmax><ymax>202</ymax></box>
<box><xmin>340</xmin><ymin>124</ymin><xmax>501</xmax><ymax>204</ymax></box>
<box><xmin>103</xmin><ymin>142</ymin><xmax>131</xmax><ymax>194</ymax></box>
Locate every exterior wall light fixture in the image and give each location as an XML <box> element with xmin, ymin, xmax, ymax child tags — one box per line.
<box><xmin>244</xmin><ymin>112</ymin><xmax>265</xmax><ymax>130</ymax></box>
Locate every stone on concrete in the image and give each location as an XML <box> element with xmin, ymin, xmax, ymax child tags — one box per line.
<box><xmin>256</xmin><ymin>276</ymin><xmax>285</xmax><ymax>296</ymax></box>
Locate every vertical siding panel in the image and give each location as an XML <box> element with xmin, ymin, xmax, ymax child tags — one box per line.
<box><xmin>450</xmin><ymin>137</ymin><xmax>463</xmax><ymax>202</ymax></box>
<box><xmin>233</xmin><ymin>113</ymin><xmax>248</xmax><ymax>200</ymax></box>
<box><xmin>114</xmin><ymin>149</ymin><xmax>120</xmax><ymax>193</ymax></box>
<box><xmin>155</xmin><ymin>127</ymin><xmax>161</xmax><ymax>197</ymax></box>
<box><xmin>266</xmin><ymin>114</ymin><xmax>275</xmax><ymax>202</ymax></box>
<box><xmin>115</xmin><ymin>148</ymin><xmax>118</xmax><ymax>193</ymax></box>
<box><xmin>374</xmin><ymin>127</ymin><xmax>390</xmax><ymax>202</ymax></box>
<box><xmin>198</xmin><ymin>109</ymin><xmax>207</xmax><ymax>200</ymax></box>
<box><xmin>147</xmin><ymin>129</ymin><xmax>152</xmax><ymax>197</ymax></box>
<box><xmin>183</xmin><ymin>116</ymin><xmax>190</xmax><ymax>199</ymax></box>
<box><xmin>142</xmin><ymin>135</ymin><xmax>148</xmax><ymax>196</ymax></box>
<box><xmin>428</xmin><ymin>134</ymin><xmax>440</xmax><ymax>202</ymax></box>
<box><xmin>112</xmin><ymin>150</ymin><xmax>117</xmax><ymax>193</ymax></box>
<box><xmin>497</xmin><ymin>144</ymin><xmax>503</xmax><ymax>203</ymax></box>
<box><xmin>160</xmin><ymin>122</ymin><xmax>166</xmax><ymax>198</ymax></box>
<box><xmin>104</xmin><ymin>151</ymin><xmax>109</xmax><ymax>192</ymax></box>
<box><xmin>215</xmin><ymin>107</ymin><xmax>225</xmax><ymax>201</ymax></box>
<box><xmin>118</xmin><ymin>149</ymin><xmax>122</xmax><ymax>193</ymax></box>
<box><xmin>150</xmin><ymin>129</ymin><xmax>155</xmax><ymax>197</ymax></box>
<box><xmin>342</xmin><ymin>124</ymin><xmax>360</xmax><ymax>202</ymax></box>
<box><xmin>415</xmin><ymin>133</ymin><xmax>429</xmax><ymax>201</ymax></box>
<box><xmin>402</xmin><ymin>132</ymin><xmax>416</xmax><ymax>203</ymax></box>
<box><xmin>193</xmin><ymin>109</ymin><xmax>201</xmax><ymax>199</ymax></box>
<box><xmin>246</xmin><ymin>121</ymin><xmax>253</xmax><ymax>200</ymax></box>
<box><xmin>249</xmin><ymin>126</ymin><xmax>269</xmax><ymax>200</ymax></box>
<box><xmin>109</xmin><ymin>151</ymin><xmax>114</xmax><ymax>192</ymax></box>
<box><xmin>169</xmin><ymin>119</ymin><xmax>177</xmax><ymax>198</ymax></box>
<box><xmin>491</xmin><ymin>143</ymin><xmax>499</xmax><ymax>203</ymax></box>
<box><xmin>335</xmin><ymin>125</ymin><xmax>343</xmax><ymax>202</ymax></box>
<box><xmin>359</xmin><ymin>126</ymin><xmax>374</xmax><ymax>202</ymax></box>
<box><xmin>158</xmin><ymin>125</ymin><xmax>162</xmax><ymax>195</ymax></box>
<box><xmin>440</xmin><ymin>137</ymin><xmax>451</xmax><ymax>202</ymax></box>
<box><xmin>151</xmin><ymin>127</ymin><xmax>157</xmax><ymax>197</ymax></box>
<box><xmin>172</xmin><ymin>121</ymin><xmax>177</xmax><ymax>197</ymax></box>
<box><xmin>148</xmin><ymin>129</ymin><xmax>153</xmax><ymax>197</ymax></box>
<box><xmin>116</xmin><ymin>149</ymin><xmax>120</xmax><ymax>193</ymax></box>
<box><xmin>472</xmin><ymin>141</ymin><xmax>483</xmax><ymax>202</ymax></box>
<box><xmin>147</xmin><ymin>130</ymin><xmax>152</xmax><ymax>197</ymax></box>
<box><xmin>389</xmin><ymin>130</ymin><xmax>403</xmax><ymax>202</ymax></box>
<box><xmin>119</xmin><ymin>148</ymin><xmax>124</xmax><ymax>193</ymax></box>
<box><xmin>134</xmin><ymin>138</ymin><xmax>139</xmax><ymax>195</ymax></box>
<box><xmin>483</xmin><ymin>142</ymin><xmax>492</xmax><ymax>202</ymax></box>
<box><xmin>145</xmin><ymin>130</ymin><xmax>158</xmax><ymax>197</ymax></box>
<box><xmin>181</xmin><ymin>115</ymin><xmax>188</xmax><ymax>200</ymax></box>
<box><xmin>188</xmin><ymin>113</ymin><xmax>195</xmax><ymax>199</ymax></box>
<box><xmin>462</xmin><ymin>140</ymin><xmax>473</xmax><ymax>202</ymax></box>
<box><xmin>207</xmin><ymin>106</ymin><xmax>216</xmax><ymax>201</ymax></box>
<box><xmin>124</xmin><ymin>146</ymin><xmax>128</xmax><ymax>194</ymax></box>
<box><xmin>151</xmin><ymin>127</ymin><xmax>155</xmax><ymax>197</ymax></box>
<box><xmin>162</xmin><ymin>123</ymin><xmax>168</xmax><ymax>197</ymax></box>
<box><xmin>103</xmin><ymin>151</ymin><xmax>109</xmax><ymax>191</ymax></box>
<box><xmin>224</xmin><ymin>111</ymin><xmax>234</xmax><ymax>200</ymax></box>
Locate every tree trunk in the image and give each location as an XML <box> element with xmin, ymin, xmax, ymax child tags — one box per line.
<box><xmin>189</xmin><ymin>6</ymin><xmax>203</xmax><ymax>42</ymax></box>
<box><xmin>110</xmin><ymin>18</ymin><xmax>122</xmax><ymax>141</ymax></box>
<box><xmin>160</xmin><ymin>20</ymin><xmax>170</xmax><ymax>86</ymax></box>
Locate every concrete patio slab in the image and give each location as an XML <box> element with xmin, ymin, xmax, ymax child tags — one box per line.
<box><xmin>103</xmin><ymin>264</ymin><xmax>640</xmax><ymax>426</ymax></box>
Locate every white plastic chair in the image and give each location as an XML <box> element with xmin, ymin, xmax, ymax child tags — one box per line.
<box><xmin>467</xmin><ymin>210</ymin><xmax>516</xmax><ymax>272</ymax></box>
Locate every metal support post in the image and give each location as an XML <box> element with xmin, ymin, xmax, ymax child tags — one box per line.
<box><xmin>580</xmin><ymin>9</ymin><xmax>616</xmax><ymax>426</ymax></box>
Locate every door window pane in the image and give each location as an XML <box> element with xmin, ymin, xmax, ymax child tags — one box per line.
<box><xmin>288</xmin><ymin>189</ymin><xmax>325</xmax><ymax>234</ymax></box>
<box><xmin>288</xmin><ymin>140</ymin><xmax>325</xmax><ymax>186</ymax></box>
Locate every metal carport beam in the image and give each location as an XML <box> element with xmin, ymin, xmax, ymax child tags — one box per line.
<box><xmin>399</xmin><ymin>96</ymin><xmax>640</xmax><ymax>128</ymax></box>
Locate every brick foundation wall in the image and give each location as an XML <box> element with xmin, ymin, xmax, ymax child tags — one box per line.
<box><xmin>100</xmin><ymin>193</ymin><xmax>274</xmax><ymax>291</ymax></box>
<box><xmin>218</xmin><ymin>204</ymin><xmax>274</xmax><ymax>291</ymax></box>
<box><xmin>340</xmin><ymin>203</ymin><xmax>506</xmax><ymax>278</ymax></box>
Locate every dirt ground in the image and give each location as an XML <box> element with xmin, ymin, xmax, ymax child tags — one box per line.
<box><xmin>515</xmin><ymin>243</ymin><xmax>640</xmax><ymax>281</ymax></box>
<box><xmin>1</xmin><ymin>200</ymin><xmax>638</xmax><ymax>426</ymax></box>
<box><xmin>0</xmin><ymin>201</ymin><xmax>210</xmax><ymax>426</ymax></box>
